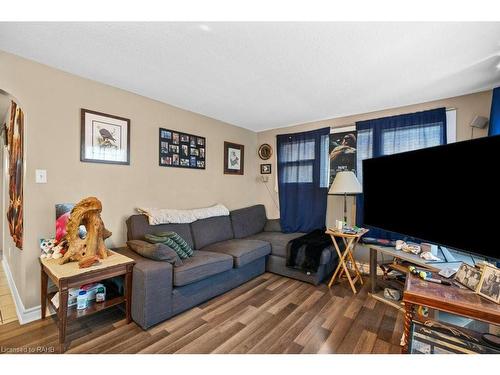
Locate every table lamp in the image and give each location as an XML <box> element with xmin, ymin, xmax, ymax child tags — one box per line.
<box><xmin>328</xmin><ymin>171</ymin><xmax>362</xmax><ymax>224</ymax></box>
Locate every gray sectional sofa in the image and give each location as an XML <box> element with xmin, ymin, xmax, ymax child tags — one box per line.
<box><xmin>115</xmin><ymin>204</ymin><xmax>338</xmax><ymax>329</ymax></box>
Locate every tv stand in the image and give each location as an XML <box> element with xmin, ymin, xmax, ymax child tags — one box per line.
<box><xmin>439</xmin><ymin>246</ymin><xmax>457</xmax><ymax>262</ymax></box>
<box><xmin>368</xmin><ymin>245</ymin><xmax>450</xmax><ymax>310</ymax></box>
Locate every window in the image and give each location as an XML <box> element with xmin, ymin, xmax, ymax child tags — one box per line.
<box><xmin>280</xmin><ymin>139</ymin><xmax>315</xmax><ymax>183</ymax></box>
<box><xmin>354</xmin><ymin>107</ymin><xmax>448</xmax><ymax>235</ymax></box>
<box><xmin>279</xmin><ymin>134</ymin><xmax>330</xmax><ymax>187</ymax></box>
<box><xmin>276</xmin><ymin>127</ymin><xmax>331</xmax><ymax>233</ymax></box>
<box><xmin>356</xmin><ymin>128</ymin><xmax>373</xmax><ymax>185</ymax></box>
<box><xmin>356</xmin><ymin>110</ymin><xmax>450</xmax><ymax>186</ymax></box>
<box><xmin>381</xmin><ymin>123</ymin><xmax>443</xmax><ymax>155</ymax></box>
<box><xmin>319</xmin><ymin>134</ymin><xmax>330</xmax><ymax>188</ymax></box>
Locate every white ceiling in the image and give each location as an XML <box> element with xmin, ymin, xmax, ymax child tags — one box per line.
<box><xmin>1</xmin><ymin>22</ymin><xmax>500</xmax><ymax>132</ymax></box>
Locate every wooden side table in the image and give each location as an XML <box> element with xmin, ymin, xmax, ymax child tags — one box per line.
<box><xmin>402</xmin><ymin>273</ymin><xmax>500</xmax><ymax>353</ymax></box>
<box><xmin>326</xmin><ymin>228</ymin><xmax>369</xmax><ymax>294</ymax></box>
<box><xmin>40</xmin><ymin>251</ymin><xmax>135</xmax><ymax>352</ymax></box>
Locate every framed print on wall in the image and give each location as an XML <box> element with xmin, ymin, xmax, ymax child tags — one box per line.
<box><xmin>81</xmin><ymin>109</ymin><xmax>130</xmax><ymax>165</ymax></box>
<box><xmin>159</xmin><ymin>127</ymin><xmax>206</xmax><ymax>169</ymax></box>
<box><xmin>224</xmin><ymin>141</ymin><xmax>244</xmax><ymax>175</ymax></box>
<box><xmin>260</xmin><ymin>163</ymin><xmax>271</xmax><ymax>174</ymax></box>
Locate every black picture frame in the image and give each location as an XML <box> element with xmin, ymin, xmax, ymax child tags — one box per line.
<box><xmin>159</xmin><ymin>127</ymin><xmax>206</xmax><ymax>169</ymax></box>
<box><xmin>80</xmin><ymin>109</ymin><xmax>130</xmax><ymax>165</ymax></box>
<box><xmin>260</xmin><ymin>163</ymin><xmax>272</xmax><ymax>174</ymax></box>
<box><xmin>224</xmin><ymin>141</ymin><xmax>244</xmax><ymax>175</ymax></box>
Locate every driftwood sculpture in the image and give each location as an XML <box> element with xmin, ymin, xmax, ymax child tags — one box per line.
<box><xmin>59</xmin><ymin>197</ymin><xmax>112</xmax><ymax>267</ymax></box>
<box><xmin>6</xmin><ymin>101</ymin><xmax>24</xmax><ymax>249</ymax></box>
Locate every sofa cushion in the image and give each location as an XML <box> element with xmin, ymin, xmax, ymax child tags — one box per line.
<box><xmin>173</xmin><ymin>250</ymin><xmax>233</xmax><ymax>287</ymax></box>
<box><xmin>264</xmin><ymin>219</ymin><xmax>282</xmax><ymax>232</ymax></box>
<box><xmin>126</xmin><ymin>240</ymin><xmax>182</xmax><ymax>266</ymax></box>
<box><xmin>126</xmin><ymin>214</ymin><xmax>194</xmax><ymax>248</ymax></box>
<box><xmin>202</xmin><ymin>239</ymin><xmax>271</xmax><ymax>268</ymax></box>
<box><xmin>190</xmin><ymin>216</ymin><xmax>234</xmax><ymax>249</ymax></box>
<box><xmin>246</xmin><ymin>231</ymin><xmax>305</xmax><ymax>258</ymax></box>
<box><xmin>230</xmin><ymin>205</ymin><xmax>267</xmax><ymax>238</ymax></box>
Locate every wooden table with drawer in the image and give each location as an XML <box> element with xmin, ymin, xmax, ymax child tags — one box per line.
<box><xmin>402</xmin><ymin>273</ymin><xmax>500</xmax><ymax>353</ymax></box>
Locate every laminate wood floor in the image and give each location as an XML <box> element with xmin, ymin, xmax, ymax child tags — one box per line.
<box><xmin>0</xmin><ymin>273</ymin><xmax>403</xmax><ymax>354</ymax></box>
<box><xmin>0</xmin><ymin>265</ymin><xmax>18</xmax><ymax>325</ymax></box>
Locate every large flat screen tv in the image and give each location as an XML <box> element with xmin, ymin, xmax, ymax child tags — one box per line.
<box><xmin>362</xmin><ymin>134</ymin><xmax>500</xmax><ymax>259</ymax></box>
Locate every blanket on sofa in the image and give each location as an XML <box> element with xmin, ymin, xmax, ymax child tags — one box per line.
<box><xmin>137</xmin><ymin>204</ymin><xmax>229</xmax><ymax>225</ymax></box>
<box><xmin>286</xmin><ymin>229</ymin><xmax>334</xmax><ymax>274</ymax></box>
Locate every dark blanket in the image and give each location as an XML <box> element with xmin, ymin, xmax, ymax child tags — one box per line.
<box><xmin>286</xmin><ymin>229</ymin><xmax>337</xmax><ymax>274</ymax></box>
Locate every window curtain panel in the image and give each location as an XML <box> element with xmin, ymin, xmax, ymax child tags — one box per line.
<box><xmin>277</xmin><ymin>127</ymin><xmax>330</xmax><ymax>233</ymax></box>
<box><xmin>488</xmin><ymin>87</ymin><xmax>500</xmax><ymax>136</ymax></box>
<box><xmin>355</xmin><ymin>107</ymin><xmax>447</xmax><ymax>240</ymax></box>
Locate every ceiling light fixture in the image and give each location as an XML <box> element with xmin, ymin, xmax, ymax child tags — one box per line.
<box><xmin>198</xmin><ymin>24</ymin><xmax>212</xmax><ymax>32</ymax></box>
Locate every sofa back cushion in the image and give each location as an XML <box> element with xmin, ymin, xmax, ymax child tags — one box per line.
<box><xmin>230</xmin><ymin>205</ymin><xmax>267</xmax><ymax>238</ymax></box>
<box><xmin>126</xmin><ymin>214</ymin><xmax>194</xmax><ymax>249</ymax></box>
<box><xmin>190</xmin><ymin>215</ymin><xmax>234</xmax><ymax>249</ymax></box>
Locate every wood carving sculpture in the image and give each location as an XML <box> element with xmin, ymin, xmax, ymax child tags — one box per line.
<box><xmin>6</xmin><ymin>101</ymin><xmax>24</xmax><ymax>250</ymax></box>
<box><xmin>59</xmin><ymin>197</ymin><xmax>112</xmax><ymax>268</ymax></box>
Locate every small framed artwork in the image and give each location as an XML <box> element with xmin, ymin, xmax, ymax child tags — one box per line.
<box><xmin>454</xmin><ymin>263</ymin><xmax>482</xmax><ymax>291</ymax></box>
<box><xmin>81</xmin><ymin>109</ymin><xmax>130</xmax><ymax>165</ymax></box>
<box><xmin>159</xmin><ymin>127</ymin><xmax>206</xmax><ymax>169</ymax></box>
<box><xmin>224</xmin><ymin>141</ymin><xmax>244</xmax><ymax>175</ymax></box>
<box><xmin>260</xmin><ymin>164</ymin><xmax>272</xmax><ymax>174</ymax></box>
<box><xmin>477</xmin><ymin>265</ymin><xmax>500</xmax><ymax>304</ymax></box>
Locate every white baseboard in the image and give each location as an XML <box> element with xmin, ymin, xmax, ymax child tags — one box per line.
<box><xmin>1</xmin><ymin>258</ymin><xmax>41</xmax><ymax>324</ymax></box>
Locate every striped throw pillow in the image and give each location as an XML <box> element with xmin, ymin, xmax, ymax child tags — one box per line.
<box><xmin>145</xmin><ymin>234</ymin><xmax>190</xmax><ymax>259</ymax></box>
<box><xmin>156</xmin><ymin>231</ymin><xmax>194</xmax><ymax>257</ymax></box>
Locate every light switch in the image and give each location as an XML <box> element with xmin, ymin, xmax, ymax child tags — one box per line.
<box><xmin>35</xmin><ymin>169</ymin><xmax>47</xmax><ymax>183</ymax></box>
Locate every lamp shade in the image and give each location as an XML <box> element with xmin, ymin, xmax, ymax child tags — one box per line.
<box><xmin>328</xmin><ymin>171</ymin><xmax>362</xmax><ymax>195</ymax></box>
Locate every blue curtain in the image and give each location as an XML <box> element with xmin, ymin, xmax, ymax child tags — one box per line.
<box><xmin>488</xmin><ymin>87</ymin><xmax>500</xmax><ymax>136</ymax></box>
<box><xmin>277</xmin><ymin>127</ymin><xmax>330</xmax><ymax>233</ymax></box>
<box><xmin>356</xmin><ymin>107</ymin><xmax>447</xmax><ymax>239</ymax></box>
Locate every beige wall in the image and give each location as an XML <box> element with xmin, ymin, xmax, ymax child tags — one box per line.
<box><xmin>0</xmin><ymin>51</ymin><xmax>260</xmax><ymax>309</ymax></box>
<box><xmin>256</xmin><ymin>90</ymin><xmax>493</xmax><ymax>232</ymax></box>
<box><xmin>1</xmin><ymin>97</ymin><xmax>9</xmax><ymax>264</ymax></box>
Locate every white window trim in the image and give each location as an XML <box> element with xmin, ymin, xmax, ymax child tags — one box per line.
<box><xmin>446</xmin><ymin>109</ymin><xmax>456</xmax><ymax>144</ymax></box>
<box><xmin>330</xmin><ymin>125</ymin><xmax>356</xmax><ymax>134</ymax></box>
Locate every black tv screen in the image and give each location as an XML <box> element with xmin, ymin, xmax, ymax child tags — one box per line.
<box><xmin>362</xmin><ymin>135</ymin><xmax>500</xmax><ymax>259</ymax></box>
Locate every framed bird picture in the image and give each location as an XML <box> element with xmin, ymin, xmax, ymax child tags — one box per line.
<box><xmin>224</xmin><ymin>141</ymin><xmax>244</xmax><ymax>175</ymax></box>
<box><xmin>80</xmin><ymin>108</ymin><xmax>130</xmax><ymax>165</ymax></box>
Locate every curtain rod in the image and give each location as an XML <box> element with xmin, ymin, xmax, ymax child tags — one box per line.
<box><xmin>330</xmin><ymin>107</ymin><xmax>456</xmax><ymax>129</ymax></box>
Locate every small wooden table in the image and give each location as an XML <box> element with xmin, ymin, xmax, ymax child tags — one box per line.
<box><xmin>40</xmin><ymin>251</ymin><xmax>135</xmax><ymax>352</ymax></box>
<box><xmin>326</xmin><ymin>228</ymin><xmax>369</xmax><ymax>294</ymax></box>
<box><xmin>402</xmin><ymin>273</ymin><xmax>500</xmax><ymax>353</ymax></box>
